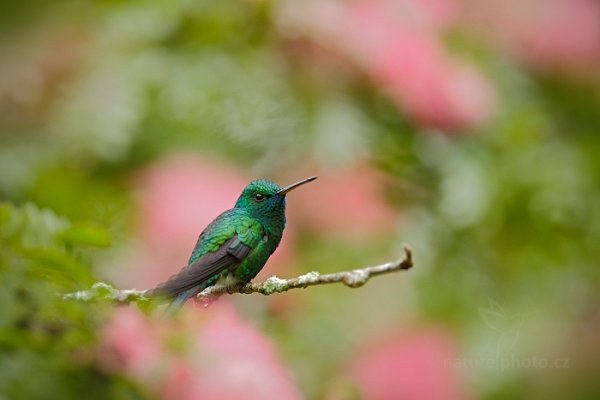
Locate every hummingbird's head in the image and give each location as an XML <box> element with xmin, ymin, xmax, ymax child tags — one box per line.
<box><xmin>235</xmin><ymin>176</ymin><xmax>317</xmax><ymax>232</ymax></box>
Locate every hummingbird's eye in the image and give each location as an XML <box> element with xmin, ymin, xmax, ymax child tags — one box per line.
<box><xmin>254</xmin><ymin>193</ymin><xmax>266</xmax><ymax>202</ymax></box>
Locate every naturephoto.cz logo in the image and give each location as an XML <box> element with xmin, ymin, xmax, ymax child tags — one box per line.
<box><xmin>445</xmin><ymin>299</ymin><xmax>570</xmax><ymax>371</ymax></box>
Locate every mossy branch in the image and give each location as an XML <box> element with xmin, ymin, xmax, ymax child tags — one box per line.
<box><xmin>63</xmin><ymin>244</ymin><xmax>413</xmax><ymax>305</ymax></box>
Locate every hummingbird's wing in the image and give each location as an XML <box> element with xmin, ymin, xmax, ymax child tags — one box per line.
<box><xmin>149</xmin><ymin>213</ymin><xmax>264</xmax><ymax>300</ymax></box>
<box><xmin>149</xmin><ymin>235</ymin><xmax>252</xmax><ymax>298</ymax></box>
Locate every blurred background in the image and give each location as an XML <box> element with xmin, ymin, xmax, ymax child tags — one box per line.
<box><xmin>1</xmin><ymin>0</ymin><xmax>600</xmax><ymax>399</ymax></box>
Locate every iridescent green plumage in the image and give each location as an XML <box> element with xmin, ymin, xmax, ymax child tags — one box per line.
<box><xmin>151</xmin><ymin>176</ymin><xmax>317</xmax><ymax>313</ymax></box>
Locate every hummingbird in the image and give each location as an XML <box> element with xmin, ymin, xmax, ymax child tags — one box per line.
<box><xmin>149</xmin><ymin>176</ymin><xmax>317</xmax><ymax>314</ymax></box>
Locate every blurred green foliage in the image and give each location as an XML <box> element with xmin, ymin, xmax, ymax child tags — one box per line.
<box><xmin>0</xmin><ymin>203</ymin><xmax>145</xmax><ymax>399</ymax></box>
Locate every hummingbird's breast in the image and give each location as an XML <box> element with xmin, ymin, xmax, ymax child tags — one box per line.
<box><xmin>233</xmin><ymin>229</ymin><xmax>282</xmax><ymax>283</ymax></box>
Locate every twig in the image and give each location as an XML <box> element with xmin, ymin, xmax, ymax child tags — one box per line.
<box><xmin>63</xmin><ymin>244</ymin><xmax>413</xmax><ymax>304</ymax></box>
<box><xmin>63</xmin><ymin>284</ymin><xmax>148</xmax><ymax>303</ymax></box>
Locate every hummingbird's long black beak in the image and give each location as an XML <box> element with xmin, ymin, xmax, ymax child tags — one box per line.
<box><xmin>277</xmin><ymin>176</ymin><xmax>318</xmax><ymax>196</ymax></box>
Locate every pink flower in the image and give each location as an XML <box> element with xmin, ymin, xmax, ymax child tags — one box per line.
<box><xmin>349</xmin><ymin>327</ymin><xmax>472</xmax><ymax>400</ymax></box>
<box><xmin>162</xmin><ymin>359</ymin><xmax>203</xmax><ymax>400</ymax></box>
<box><xmin>461</xmin><ymin>0</ymin><xmax>600</xmax><ymax>74</ymax></box>
<box><xmin>100</xmin><ymin>307</ymin><xmax>162</xmax><ymax>379</ymax></box>
<box><xmin>135</xmin><ymin>154</ymin><xmax>249</xmax><ymax>262</ymax></box>
<box><xmin>101</xmin><ymin>303</ymin><xmax>302</xmax><ymax>400</ymax></box>
<box><xmin>189</xmin><ymin>303</ymin><xmax>303</xmax><ymax>400</ymax></box>
<box><xmin>289</xmin><ymin>164</ymin><xmax>397</xmax><ymax>240</ymax></box>
<box><xmin>277</xmin><ymin>0</ymin><xmax>495</xmax><ymax>130</ymax></box>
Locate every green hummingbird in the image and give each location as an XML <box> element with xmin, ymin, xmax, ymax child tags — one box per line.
<box><xmin>150</xmin><ymin>176</ymin><xmax>317</xmax><ymax>313</ymax></box>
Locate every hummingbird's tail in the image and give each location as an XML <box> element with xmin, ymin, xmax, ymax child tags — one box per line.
<box><xmin>162</xmin><ymin>290</ymin><xmax>195</xmax><ymax>316</ymax></box>
<box><xmin>146</xmin><ymin>277</ymin><xmax>197</xmax><ymax>317</ymax></box>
